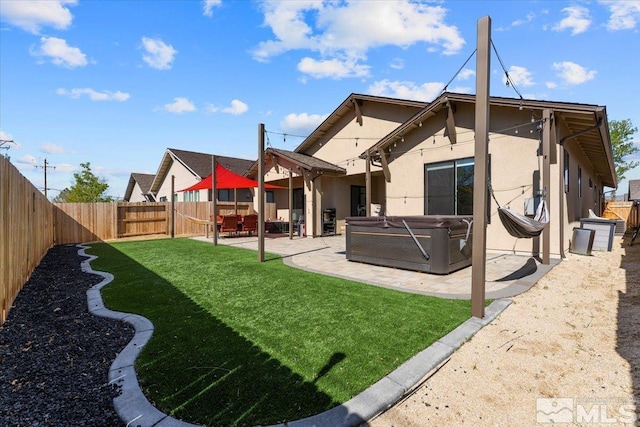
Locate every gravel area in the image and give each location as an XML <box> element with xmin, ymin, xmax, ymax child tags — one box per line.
<box><xmin>0</xmin><ymin>244</ymin><xmax>133</xmax><ymax>426</ymax></box>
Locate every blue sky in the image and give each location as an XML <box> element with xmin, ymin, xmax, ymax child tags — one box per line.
<box><xmin>1</xmin><ymin>0</ymin><xmax>639</xmax><ymax>199</ymax></box>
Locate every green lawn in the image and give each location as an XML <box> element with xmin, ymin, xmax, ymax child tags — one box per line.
<box><xmin>88</xmin><ymin>238</ymin><xmax>472</xmax><ymax>426</ymax></box>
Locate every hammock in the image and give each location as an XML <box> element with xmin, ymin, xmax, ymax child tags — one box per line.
<box><xmin>175</xmin><ymin>210</ymin><xmax>215</xmax><ymax>225</ymax></box>
<box><xmin>490</xmin><ymin>183</ymin><xmax>549</xmax><ymax>239</ymax></box>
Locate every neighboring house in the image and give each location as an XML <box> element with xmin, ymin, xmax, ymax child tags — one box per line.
<box><xmin>123</xmin><ymin>173</ymin><xmax>156</xmax><ymax>202</ymax></box>
<box><xmin>149</xmin><ymin>148</ymin><xmax>255</xmax><ymax>202</ymax></box>
<box><xmin>629</xmin><ymin>179</ymin><xmax>640</xmax><ymax>201</ymax></box>
<box><xmin>260</xmin><ymin>92</ymin><xmax>616</xmax><ymax>258</ymax></box>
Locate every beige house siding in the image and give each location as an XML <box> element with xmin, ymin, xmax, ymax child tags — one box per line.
<box><xmin>264</xmin><ymin>97</ymin><xmax>422</xmax><ymax>237</ymax></box>
<box><xmin>156</xmin><ymin>161</ymin><xmax>199</xmax><ymax>202</ymax></box>
<box><xmin>127</xmin><ymin>182</ymin><xmax>148</xmax><ymax>202</ymax></box>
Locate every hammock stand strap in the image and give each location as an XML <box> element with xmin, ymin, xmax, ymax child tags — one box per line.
<box><xmin>489</xmin><ymin>181</ymin><xmax>549</xmax><ymax>239</ymax></box>
<box><xmin>175</xmin><ymin>210</ymin><xmax>215</xmax><ymax>226</ymax></box>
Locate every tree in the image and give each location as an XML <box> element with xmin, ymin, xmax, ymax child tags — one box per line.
<box><xmin>54</xmin><ymin>162</ymin><xmax>113</xmax><ymax>202</ymax></box>
<box><xmin>610</xmin><ymin>119</ymin><xmax>639</xmax><ymax>182</ymax></box>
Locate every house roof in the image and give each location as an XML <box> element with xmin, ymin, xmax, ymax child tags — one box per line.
<box><xmin>149</xmin><ymin>148</ymin><xmax>255</xmax><ymax>194</ymax></box>
<box><xmin>362</xmin><ymin>92</ymin><xmax>617</xmax><ymax>188</ymax></box>
<box><xmin>630</xmin><ymin>179</ymin><xmax>640</xmax><ymax>200</ymax></box>
<box><xmin>268</xmin><ymin>148</ymin><xmax>346</xmax><ymax>174</ymax></box>
<box><xmin>294</xmin><ymin>93</ymin><xmax>428</xmax><ymax>154</ymax></box>
<box><xmin>246</xmin><ymin>147</ymin><xmax>346</xmax><ymax>178</ymax></box>
<box><xmin>123</xmin><ymin>173</ymin><xmax>155</xmax><ymax>201</ymax></box>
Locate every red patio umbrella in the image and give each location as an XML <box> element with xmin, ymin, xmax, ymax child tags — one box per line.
<box><xmin>179</xmin><ymin>163</ymin><xmax>282</xmax><ymax>191</ymax></box>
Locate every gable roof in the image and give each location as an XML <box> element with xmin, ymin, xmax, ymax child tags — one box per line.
<box><xmin>363</xmin><ymin>92</ymin><xmax>617</xmax><ymax>188</ymax></box>
<box><xmin>124</xmin><ymin>173</ymin><xmax>155</xmax><ymax>201</ymax></box>
<box><xmin>149</xmin><ymin>148</ymin><xmax>256</xmax><ymax>194</ymax></box>
<box><xmin>246</xmin><ymin>147</ymin><xmax>346</xmax><ymax>179</ymax></box>
<box><xmin>294</xmin><ymin>93</ymin><xmax>428</xmax><ymax>154</ymax></box>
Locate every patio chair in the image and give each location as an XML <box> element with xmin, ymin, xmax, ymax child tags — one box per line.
<box><xmin>220</xmin><ymin>214</ymin><xmax>238</xmax><ymax>237</ymax></box>
<box><xmin>241</xmin><ymin>214</ymin><xmax>258</xmax><ymax>236</ymax></box>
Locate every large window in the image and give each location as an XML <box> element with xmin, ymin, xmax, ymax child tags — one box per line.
<box><xmin>424</xmin><ymin>158</ymin><xmax>475</xmax><ymax>215</ymax></box>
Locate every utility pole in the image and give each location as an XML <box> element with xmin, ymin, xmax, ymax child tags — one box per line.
<box><xmin>35</xmin><ymin>158</ymin><xmax>56</xmax><ymax>198</ymax></box>
<box><xmin>0</xmin><ymin>139</ymin><xmax>15</xmax><ymax>159</ymax></box>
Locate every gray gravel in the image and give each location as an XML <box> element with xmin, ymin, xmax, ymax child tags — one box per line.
<box><xmin>0</xmin><ymin>244</ymin><xmax>133</xmax><ymax>426</ymax></box>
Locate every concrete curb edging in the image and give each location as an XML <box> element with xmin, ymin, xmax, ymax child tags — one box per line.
<box><xmin>78</xmin><ymin>244</ymin><xmax>512</xmax><ymax>427</ymax></box>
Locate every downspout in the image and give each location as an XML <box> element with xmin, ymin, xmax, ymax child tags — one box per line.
<box><xmin>557</xmin><ymin>116</ymin><xmax>603</xmax><ymax>258</ymax></box>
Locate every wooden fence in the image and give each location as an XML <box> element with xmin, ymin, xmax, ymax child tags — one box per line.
<box><xmin>603</xmin><ymin>201</ymin><xmax>639</xmax><ymax>230</ymax></box>
<box><xmin>54</xmin><ymin>201</ymin><xmax>258</xmax><ymax>243</ymax></box>
<box><xmin>1</xmin><ymin>156</ymin><xmax>55</xmax><ymax>324</ymax></box>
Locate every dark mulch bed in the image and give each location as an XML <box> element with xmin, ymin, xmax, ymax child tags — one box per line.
<box><xmin>0</xmin><ymin>244</ymin><xmax>133</xmax><ymax>426</ymax></box>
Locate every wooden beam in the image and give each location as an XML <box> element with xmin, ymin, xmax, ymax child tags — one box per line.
<box><xmin>303</xmin><ymin>171</ymin><xmax>312</xmax><ymax>191</ymax></box>
<box><xmin>258</xmin><ymin>123</ymin><xmax>265</xmax><ymax>262</ymax></box>
<box><xmin>366</xmin><ymin>152</ymin><xmax>371</xmax><ymax>216</ymax></box>
<box><xmin>352</xmin><ymin>98</ymin><xmax>363</xmax><ymax>126</ymax></box>
<box><xmin>170</xmin><ymin>175</ymin><xmax>175</xmax><ymax>238</ymax></box>
<box><xmin>289</xmin><ymin>169</ymin><xmax>293</xmax><ymax>240</ymax></box>
<box><xmin>471</xmin><ymin>16</ymin><xmax>491</xmax><ymax>320</ymax></box>
<box><xmin>377</xmin><ymin>148</ymin><xmax>391</xmax><ymax>183</ymax></box>
<box><xmin>445</xmin><ymin>101</ymin><xmax>458</xmax><ymax>145</ymax></box>
<box><xmin>212</xmin><ymin>155</ymin><xmax>217</xmax><ymax>246</ymax></box>
<box><xmin>542</xmin><ymin>108</ymin><xmax>551</xmax><ymax>265</ymax></box>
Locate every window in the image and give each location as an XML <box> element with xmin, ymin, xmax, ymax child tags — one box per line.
<box><xmin>564</xmin><ymin>150</ymin><xmax>570</xmax><ymax>193</ymax></box>
<box><xmin>217</xmin><ymin>189</ymin><xmax>233</xmax><ymax>202</ymax></box>
<box><xmin>578</xmin><ymin>166</ymin><xmax>582</xmax><ymax>198</ymax></box>
<box><xmin>424</xmin><ymin>157</ymin><xmax>476</xmax><ymax>215</ymax></box>
<box><xmin>266</xmin><ymin>190</ymin><xmax>275</xmax><ymax>203</ymax></box>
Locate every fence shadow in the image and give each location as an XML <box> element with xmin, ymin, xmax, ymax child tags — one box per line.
<box><xmin>616</xmin><ymin>235</ymin><xmax>640</xmax><ymax>421</ymax></box>
<box><xmin>89</xmin><ymin>243</ymin><xmax>341</xmax><ymax>426</ymax></box>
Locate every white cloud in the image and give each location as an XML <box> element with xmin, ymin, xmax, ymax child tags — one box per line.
<box><xmin>162</xmin><ymin>97</ymin><xmax>196</xmax><ymax>114</ymax></box>
<box><xmin>512</xmin><ymin>12</ymin><xmax>536</xmax><ymax>27</ymax></box>
<box><xmin>553</xmin><ymin>6</ymin><xmax>591</xmax><ymax>35</ymax></box>
<box><xmin>450</xmin><ymin>85</ymin><xmax>472</xmax><ymax>94</ymax></box>
<box><xmin>206</xmin><ymin>99</ymin><xmax>249</xmax><ymax>115</ymax></box>
<box><xmin>141</xmin><ymin>37</ymin><xmax>177</xmax><ymax>70</ymax></box>
<box><xmin>503</xmin><ymin>65</ymin><xmax>534</xmax><ymax>87</ymax></box>
<box><xmin>552</xmin><ymin>61</ymin><xmax>597</xmax><ymax>84</ymax></box>
<box><xmin>0</xmin><ymin>0</ymin><xmax>76</xmax><ymax>34</ymax></box>
<box><xmin>15</xmin><ymin>154</ymin><xmax>38</xmax><ymax>169</ymax></box>
<box><xmin>297</xmin><ymin>57</ymin><xmax>370</xmax><ymax>79</ymax></box>
<box><xmin>545</xmin><ymin>81</ymin><xmax>558</xmax><ymax>89</ymax></box>
<box><xmin>389</xmin><ymin>57</ymin><xmax>404</xmax><ymax>70</ymax></box>
<box><xmin>280</xmin><ymin>113</ymin><xmax>329</xmax><ymax>134</ymax></box>
<box><xmin>31</xmin><ymin>36</ymin><xmax>87</xmax><ymax>68</ymax></box>
<box><xmin>600</xmin><ymin>0</ymin><xmax>640</xmax><ymax>30</ymax></box>
<box><xmin>367</xmin><ymin>79</ymin><xmax>444</xmax><ymax>102</ymax></box>
<box><xmin>56</xmin><ymin>88</ymin><xmax>130</xmax><ymax>101</ymax></box>
<box><xmin>457</xmin><ymin>68</ymin><xmax>475</xmax><ymax>80</ymax></box>
<box><xmin>203</xmin><ymin>0</ymin><xmax>222</xmax><ymax>17</ymax></box>
<box><xmin>40</xmin><ymin>143</ymin><xmax>66</xmax><ymax>154</ymax></box>
<box><xmin>223</xmin><ymin>99</ymin><xmax>249</xmax><ymax>115</ymax></box>
<box><xmin>253</xmin><ymin>1</ymin><xmax>464</xmax><ymax>79</ymax></box>
<box><xmin>51</xmin><ymin>163</ymin><xmax>76</xmax><ymax>173</ymax></box>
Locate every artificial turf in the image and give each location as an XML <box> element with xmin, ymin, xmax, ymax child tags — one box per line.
<box><xmin>88</xmin><ymin>238</ymin><xmax>472</xmax><ymax>426</ymax></box>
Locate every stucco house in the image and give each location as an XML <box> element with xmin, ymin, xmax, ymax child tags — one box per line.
<box><xmin>148</xmin><ymin>148</ymin><xmax>255</xmax><ymax>203</ymax></box>
<box><xmin>259</xmin><ymin>92</ymin><xmax>616</xmax><ymax>258</ymax></box>
<box><xmin>123</xmin><ymin>173</ymin><xmax>155</xmax><ymax>202</ymax></box>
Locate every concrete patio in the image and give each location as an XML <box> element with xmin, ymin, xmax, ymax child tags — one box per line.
<box><xmin>192</xmin><ymin>234</ymin><xmax>561</xmax><ymax>299</ymax></box>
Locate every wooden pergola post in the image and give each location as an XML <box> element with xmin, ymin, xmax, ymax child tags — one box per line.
<box><xmin>258</xmin><ymin>123</ymin><xmax>265</xmax><ymax>262</ymax></box>
<box><xmin>212</xmin><ymin>155</ymin><xmax>217</xmax><ymax>246</ymax></box>
<box><xmin>471</xmin><ymin>16</ymin><xmax>491</xmax><ymax>319</ymax></box>
<box><xmin>289</xmin><ymin>169</ymin><xmax>293</xmax><ymax>239</ymax></box>
<box><xmin>170</xmin><ymin>175</ymin><xmax>175</xmax><ymax>238</ymax></box>
<box><xmin>365</xmin><ymin>152</ymin><xmax>371</xmax><ymax>217</ymax></box>
<box><xmin>542</xmin><ymin>109</ymin><xmax>552</xmax><ymax>265</ymax></box>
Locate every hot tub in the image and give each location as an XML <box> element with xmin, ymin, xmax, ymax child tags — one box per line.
<box><xmin>345</xmin><ymin>215</ymin><xmax>473</xmax><ymax>274</ymax></box>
